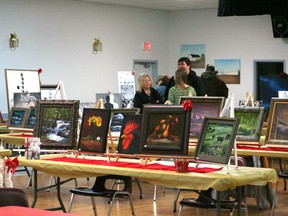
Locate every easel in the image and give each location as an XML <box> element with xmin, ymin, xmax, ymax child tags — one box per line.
<box><xmin>219</xmin><ymin>93</ymin><xmax>239</xmax><ymax>169</ymax></box>
<box><xmin>53</xmin><ymin>80</ymin><xmax>67</xmax><ymax>100</ymax></box>
<box><xmin>244</xmin><ymin>91</ymin><xmax>255</xmax><ymax>107</ymax></box>
<box><xmin>95</xmin><ymin>98</ymin><xmax>116</xmax><ymax>153</ymax></box>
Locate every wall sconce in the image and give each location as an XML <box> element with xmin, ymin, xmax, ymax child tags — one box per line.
<box><xmin>10</xmin><ymin>33</ymin><xmax>19</xmax><ymax>51</ymax></box>
<box><xmin>93</xmin><ymin>38</ymin><xmax>102</xmax><ymax>54</ymax></box>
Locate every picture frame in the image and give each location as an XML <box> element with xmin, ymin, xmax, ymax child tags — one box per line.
<box><xmin>110</xmin><ymin>108</ymin><xmax>140</xmax><ymax>137</ymax></box>
<box><xmin>13</xmin><ymin>92</ymin><xmax>41</xmax><ymax>108</ymax></box>
<box><xmin>117</xmin><ymin>114</ymin><xmax>142</xmax><ymax>154</ymax></box>
<box><xmin>234</xmin><ymin>107</ymin><xmax>265</xmax><ymax>142</ymax></box>
<box><xmin>265</xmin><ymin>98</ymin><xmax>288</xmax><ymax>145</ymax></box>
<box><xmin>194</xmin><ymin>117</ymin><xmax>240</xmax><ymax>164</ymax></box>
<box><xmin>5</xmin><ymin>69</ymin><xmax>41</xmax><ymax>113</ymax></box>
<box><xmin>179</xmin><ymin>96</ymin><xmax>225</xmax><ymax>140</ymax></box>
<box><xmin>25</xmin><ymin>107</ymin><xmax>37</xmax><ymax>129</ymax></box>
<box><xmin>0</xmin><ymin>111</ymin><xmax>3</xmax><ymax>123</ymax></box>
<box><xmin>40</xmin><ymin>84</ymin><xmax>61</xmax><ymax>100</ymax></box>
<box><xmin>34</xmin><ymin>100</ymin><xmax>79</xmax><ymax>149</ymax></box>
<box><xmin>78</xmin><ymin>108</ymin><xmax>111</xmax><ymax>153</ymax></box>
<box><xmin>140</xmin><ymin>104</ymin><xmax>191</xmax><ymax>156</ymax></box>
<box><xmin>8</xmin><ymin>107</ymin><xmax>29</xmax><ymax>128</ymax></box>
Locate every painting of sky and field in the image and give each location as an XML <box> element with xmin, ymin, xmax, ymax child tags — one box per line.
<box><xmin>215</xmin><ymin>59</ymin><xmax>241</xmax><ymax>84</ymax></box>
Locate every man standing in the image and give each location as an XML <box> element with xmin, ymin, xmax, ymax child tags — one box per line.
<box><xmin>201</xmin><ymin>64</ymin><xmax>229</xmax><ymax>98</ymax></box>
<box><xmin>164</xmin><ymin>57</ymin><xmax>206</xmax><ymax>101</ymax></box>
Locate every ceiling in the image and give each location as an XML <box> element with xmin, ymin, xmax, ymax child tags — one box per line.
<box><xmin>77</xmin><ymin>0</ymin><xmax>219</xmax><ymax>11</ymax></box>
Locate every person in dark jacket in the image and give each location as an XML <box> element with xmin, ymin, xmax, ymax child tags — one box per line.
<box><xmin>201</xmin><ymin>64</ymin><xmax>229</xmax><ymax>98</ymax></box>
<box><xmin>133</xmin><ymin>73</ymin><xmax>163</xmax><ymax>113</ymax></box>
<box><xmin>164</xmin><ymin>57</ymin><xmax>206</xmax><ymax>100</ymax></box>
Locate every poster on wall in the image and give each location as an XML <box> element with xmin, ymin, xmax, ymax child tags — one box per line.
<box><xmin>118</xmin><ymin>71</ymin><xmax>135</xmax><ymax>108</ymax></box>
<box><xmin>215</xmin><ymin>59</ymin><xmax>241</xmax><ymax>84</ymax></box>
<box><xmin>180</xmin><ymin>44</ymin><xmax>205</xmax><ymax>68</ymax></box>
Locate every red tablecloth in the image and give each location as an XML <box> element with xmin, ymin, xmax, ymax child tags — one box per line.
<box><xmin>0</xmin><ymin>206</ymin><xmax>79</xmax><ymax>216</ymax></box>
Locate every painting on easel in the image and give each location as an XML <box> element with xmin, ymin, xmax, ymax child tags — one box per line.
<box><xmin>78</xmin><ymin>108</ymin><xmax>111</xmax><ymax>153</ymax></box>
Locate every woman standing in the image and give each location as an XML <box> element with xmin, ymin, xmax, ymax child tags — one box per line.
<box><xmin>166</xmin><ymin>68</ymin><xmax>196</xmax><ymax>104</ymax></box>
<box><xmin>133</xmin><ymin>73</ymin><xmax>163</xmax><ymax>113</ymax></box>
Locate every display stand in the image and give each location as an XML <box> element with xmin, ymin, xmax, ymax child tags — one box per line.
<box><xmin>53</xmin><ymin>80</ymin><xmax>67</xmax><ymax>100</ymax></box>
<box><xmin>244</xmin><ymin>91</ymin><xmax>255</xmax><ymax>107</ymax></box>
<box><xmin>219</xmin><ymin>93</ymin><xmax>238</xmax><ymax>169</ymax></box>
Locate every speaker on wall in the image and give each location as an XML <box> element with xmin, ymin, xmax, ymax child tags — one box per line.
<box><xmin>271</xmin><ymin>14</ymin><xmax>288</xmax><ymax>38</ymax></box>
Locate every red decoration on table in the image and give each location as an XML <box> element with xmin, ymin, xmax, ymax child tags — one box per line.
<box><xmin>5</xmin><ymin>157</ymin><xmax>19</xmax><ymax>175</ymax></box>
<box><xmin>183</xmin><ymin>100</ymin><xmax>192</xmax><ymax>111</ymax></box>
<box><xmin>38</xmin><ymin>68</ymin><xmax>42</xmax><ymax>74</ymax></box>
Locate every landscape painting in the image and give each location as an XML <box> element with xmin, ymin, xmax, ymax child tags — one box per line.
<box><xmin>215</xmin><ymin>59</ymin><xmax>240</xmax><ymax>84</ymax></box>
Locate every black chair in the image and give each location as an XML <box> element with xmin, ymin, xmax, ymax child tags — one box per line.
<box><xmin>68</xmin><ymin>174</ymin><xmax>135</xmax><ymax>216</ymax></box>
<box><xmin>0</xmin><ymin>188</ymin><xmax>29</xmax><ymax>207</ymax></box>
<box><xmin>177</xmin><ymin>156</ymin><xmax>248</xmax><ymax>216</ymax></box>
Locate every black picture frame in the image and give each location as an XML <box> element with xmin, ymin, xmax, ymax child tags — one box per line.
<box><xmin>234</xmin><ymin>107</ymin><xmax>265</xmax><ymax>142</ymax></box>
<box><xmin>8</xmin><ymin>107</ymin><xmax>29</xmax><ymax>128</ymax></box>
<box><xmin>34</xmin><ymin>100</ymin><xmax>79</xmax><ymax>149</ymax></box>
<box><xmin>179</xmin><ymin>96</ymin><xmax>225</xmax><ymax>140</ymax></box>
<box><xmin>117</xmin><ymin>114</ymin><xmax>142</xmax><ymax>154</ymax></box>
<box><xmin>194</xmin><ymin>117</ymin><xmax>240</xmax><ymax>164</ymax></box>
<box><xmin>140</xmin><ymin>104</ymin><xmax>191</xmax><ymax>156</ymax></box>
<box><xmin>109</xmin><ymin>108</ymin><xmax>140</xmax><ymax>137</ymax></box>
<box><xmin>78</xmin><ymin>108</ymin><xmax>111</xmax><ymax>153</ymax></box>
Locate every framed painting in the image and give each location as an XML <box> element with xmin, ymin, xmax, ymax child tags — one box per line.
<box><xmin>110</xmin><ymin>108</ymin><xmax>140</xmax><ymax>137</ymax></box>
<box><xmin>13</xmin><ymin>92</ymin><xmax>41</xmax><ymax>108</ymax></box>
<box><xmin>34</xmin><ymin>100</ymin><xmax>79</xmax><ymax>149</ymax></box>
<box><xmin>179</xmin><ymin>96</ymin><xmax>225</xmax><ymax>140</ymax></box>
<box><xmin>5</xmin><ymin>69</ymin><xmax>41</xmax><ymax>113</ymax></box>
<box><xmin>234</xmin><ymin>107</ymin><xmax>265</xmax><ymax>142</ymax></box>
<box><xmin>0</xmin><ymin>111</ymin><xmax>3</xmax><ymax>123</ymax></box>
<box><xmin>78</xmin><ymin>108</ymin><xmax>111</xmax><ymax>153</ymax></box>
<box><xmin>140</xmin><ymin>104</ymin><xmax>191</xmax><ymax>156</ymax></box>
<box><xmin>8</xmin><ymin>107</ymin><xmax>29</xmax><ymax>128</ymax></box>
<box><xmin>265</xmin><ymin>98</ymin><xmax>288</xmax><ymax>145</ymax></box>
<box><xmin>117</xmin><ymin>114</ymin><xmax>142</xmax><ymax>154</ymax></box>
<box><xmin>194</xmin><ymin>117</ymin><xmax>240</xmax><ymax>164</ymax></box>
<box><xmin>25</xmin><ymin>107</ymin><xmax>36</xmax><ymax>129</ymax></box>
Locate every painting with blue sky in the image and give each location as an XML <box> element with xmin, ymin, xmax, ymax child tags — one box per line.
<box><xmin>180</xmin><ymin>44</ymin><xmax>205</xmax><ymax>68</ymax></box>
<box><xmin>215</xmin><ymin>59</ymin><xmax>241</xmax><ymax>84</ymax></box>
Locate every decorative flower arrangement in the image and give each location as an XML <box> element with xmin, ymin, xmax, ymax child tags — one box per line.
<box><xmin>38</xmin><ymin>68</ymin><xmax>42</xmax><ymax>74</ymax></box>
<box><xmin>183</xmin><ymin>100</ymin><xmax>192</xmax><ymax>111</ymax></box>
<box><xmin>278</xmin><ymin>71</ymin><xmax>287</xmax><ymax>78</ymax></box>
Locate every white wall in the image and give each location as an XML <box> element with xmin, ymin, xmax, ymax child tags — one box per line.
<box><xmin>168</xmin><ymin>9</ymin><xmax>288</xmax><ymax>104</ymax></box>
<box><xmin>0</xmin><ymin>0</ymin><xmax>169</xmax><ymax>113</ymax></box>
<box><xmin>1</xmin><ymin>1</ymin><xmax>288</xmax><ymax>114</ymax></box>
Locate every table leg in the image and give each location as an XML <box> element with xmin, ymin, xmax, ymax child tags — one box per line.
<box><xmin>236</xmin><ymin>186</ymin><xmax>242</xmax><ymax>216</ymax></box>
<box><xmin>31</xmin><ymin>169</ymin><xmax>38</xmax><ymax>208</ymax></box>
<box><xmin>270</xmin><ymin>182</ymin><xmax>278</xmax><ymax>216</ymax></box>
<box><xmin>56</xmin><ymin>177</ymin><xmax>66</xmax><ymax>213</ymax></box>
<box><xmin>216</xmin><ymin>191</ymin><xmax>221</xmax><ymax>216</ymax></box>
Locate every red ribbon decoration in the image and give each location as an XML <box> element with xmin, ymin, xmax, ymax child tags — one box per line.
<box><xmin>38</xmin><ymin>68</ymin><xmax>42</xmax><ymax>74</ymax></box>
<box><xmin>183</xmin><ymin>100</ymin><xmax>192</xmax><ymax>111</ymax></box>
<box><xmin>5</xmin><ymin>157</ymin><xmax>19</xmax><ymax>175</ymax></box>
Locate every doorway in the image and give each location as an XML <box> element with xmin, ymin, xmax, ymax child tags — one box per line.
<box><xmin>254</xmin><ymin>60</ymin><xmax>286</xmax><ymax>109</ymax></box>
<box><xmin>133</xmin><ymin>60</ymin><xmax>158</xmax><ymax>91</ymax></box>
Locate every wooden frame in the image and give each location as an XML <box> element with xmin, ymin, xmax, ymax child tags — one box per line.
<box><xmin>265</xmin><ymin>98</ymin><xmax>288</xmax><ymax>145</ymax></box>
<box><xmin>194</xmin><ymin>117</ymin><xmax>240</xmax><ymax>164</ymax></box>
<box><xmin>179</xmin><ymin>96</ymin><xmax>225</xmax><ymax>140</ymax></box>
<box><xmin>78</xmin><ymin>108</ymin><xmax>111</xmax><ymax>153</ymax></box>
<box><xmin>34</xmin><ymin>100</ymin><xmax>79</xmax><ymax>149</ymax></box>
<box><xmin>8</xmin><ymin>107</ymin><xmax>29</xmax><ymax>128</ymax></box>
<box><xmin>5</xmin><ymin>69</ymin><xmax>41</xmax><ymax>113</ymax></box>
<box><xmin>109</xmin><ymin>108</ymin><xmax>140</xmax><ymax>136</ymax></box>
<box><xmin>117</xmin><ymin>114</ymin><xmax>142</xmax><ymax>154</ymax></box>
<box><xmin>25</xmin><ymin>107</ymin><xmax>36</xmax><ymax>129</ymax></box>
<box><xmin>234</xmin><ymin>107</ymin><xmax>265</xmax><ymax>142</ymax></box>
<box><xmin>140</xmin><ymin>104</ymin><xmax>191</xmax><ymax>156</ymax></box>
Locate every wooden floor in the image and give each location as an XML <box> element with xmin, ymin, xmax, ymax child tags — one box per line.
<box><xmin>11</xmin><ymin>169</ymin><xmax>288</xmax><ymax>216</ymax></box>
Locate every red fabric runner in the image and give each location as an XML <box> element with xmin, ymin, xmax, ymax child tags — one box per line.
<box><xmin>237</xmin><ymin>144</ymin><xmax>288</xmax><ymax>152</ymax></box>
<box><xmin>44</xmin><ymin>157</ymin><xmax>223</xmax><ymax>173</ymax></box>
<box><xmin>8</xmin><ymin>133</ymin><xmax>33</xmax><ymax>137</ymax></box>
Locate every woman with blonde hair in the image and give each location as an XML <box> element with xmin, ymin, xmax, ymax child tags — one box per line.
<box><xmin>133</xmin><ymin>73</ymin><xmax>163</xmax><ymax>113</ymax></box>
<box><xmin>166</xmin><ymin>68</ymin><xmax>196</xmax><ymax>104</ymax></box>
